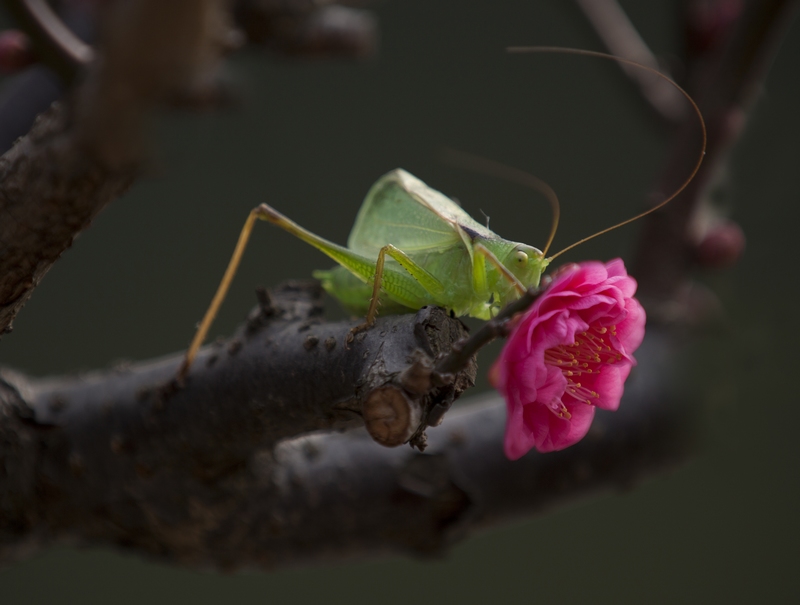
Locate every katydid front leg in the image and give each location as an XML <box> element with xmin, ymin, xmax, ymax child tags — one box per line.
<box><xmin>473</xmin><ymin>243</ymin><xmax>526</xmax><ymax>297</ymax></box>
<box><xmin>460</xmin><ymin>243</ymin><xmax>529</xmax><ymax>320</ymax></box>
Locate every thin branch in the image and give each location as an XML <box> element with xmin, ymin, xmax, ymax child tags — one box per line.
<box><xmin>576</xmin><ymin>0</ymin><xmax>687</xmax><ymax>121</ymax></box>
<box><xmin>434</xmin><ymin>287</ymin><xmax>542</xmax><ymax>378</ymax></box>
<box><xmin>633</xmin><ymin>0</ymin><xmax>799</xmax><ymax>310</ymax></box>
<box><xmin>2</xmin><ymin>0</ymin><xmax>94</xmax><ymax>82</ymax></box>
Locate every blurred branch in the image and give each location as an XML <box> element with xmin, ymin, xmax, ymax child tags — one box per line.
<box><xmin>577</xmin><ymin>0</ymin><xmax>797</xmax><ymax>317</ymax></box>
<box><xmin>0</xmin><ymin>0</ymin><xmax>233</xmax><ymax>337</ymax></box>
<box><xmin>633</xmin><ymin>0</ymin><xmax>798</xmax><ymax>316</ymax></box>
<box><xmin>0</xmin><ymin>0</ymin><xmax>378</xmax><ymax>338</ymax></box>
<box><xmin>0</xmin><ymin>3</ymin><xmax>92</xmax><ymax>153</ymax></box>
<box><xmin>576</xmin><ymin>0</ymin><xmax>687</xmax><ymax>121</ymax></box>
<box><xmin>3</xmin><ymin>0</ymin><xmax>93</xmax><ymax>83</ymax></box>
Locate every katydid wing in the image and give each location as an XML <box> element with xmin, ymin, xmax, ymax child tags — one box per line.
<box><xmin>312</xmin><ymin>168</ymin><xmax>549</xmax><ymax>320</ymax></box>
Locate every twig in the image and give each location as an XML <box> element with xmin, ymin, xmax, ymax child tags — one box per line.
<box><xmin>576</xmin><ymin>0</ymin><xmax>686</xmax><ymax>121</ymax></box>
<box><xmin>2</xmin><ymin>0</ymin><xmax>93</xmax><ymax>82</ymax></box>
<box><xmin>435</xmin><ymin>287</ymin><xmax>542</xmax><ymax>378</ymax></box>
<box><xmin>416</xmin><ymin>287</ymin><xmax>542</xmax><ymax>431</ymax></box>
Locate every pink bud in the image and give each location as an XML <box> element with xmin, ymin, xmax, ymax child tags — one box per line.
<box><xmin>695</xmin><ymin>220</ymin><xmax>745</xmax><ymax>268</ymax></box>
<box><xmin>686</xmin><ymin>0</ymin><xmax>744</xmax><ymax>54</ymax></box>
<box><xmin>0</xmin><ymin>30</ymin><xmax>36</xmax><ymax>74</ymax></box>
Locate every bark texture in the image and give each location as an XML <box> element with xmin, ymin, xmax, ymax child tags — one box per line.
<box><xmin>0</xmin><ymin>301</ymin><xmax>692</xmax><ymax>569</ymax></box>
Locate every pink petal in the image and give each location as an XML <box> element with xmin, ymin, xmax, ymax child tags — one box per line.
<box><xmin>586</xmin><ymin>361</ymin><xmax>633</xmax><ymax>411</ymax></box>
<box><xmin>536</xmin><ymin>364</ymin><xmax>568</xmax><ymax>409</ymax></box>
<box><xmin>615</xmin><ymin>298</ymin><xmax>646</xmax><ymax>352</ymax></box>
<box><xmin>528</xmin><ymin>401</ymin><xmax>596</xmax><ymax>453</ymax></box>
<box><xmin>564</xmin><ymin>293</ymin><xmax>618</xmax><ymax>311</ymax></box>
<box><xmin>549</xmin><ymin>262</ymin><xmax>606</xmax><ymax>294</ymax></box>
<box><xmin>504</xmin><ymin>397</ymin><xmax>538</xmax><ymax>460</ymax></box>
<box><xmin>604</xmin><ymin>258</ymin><xmax>627</xmax><ymax>278</ymax></box>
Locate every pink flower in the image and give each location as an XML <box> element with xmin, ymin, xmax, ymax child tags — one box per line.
<box><xmin>490</xmin><ymin>259</ymin><xmax>646</xmax><ymax>458</ymax></box>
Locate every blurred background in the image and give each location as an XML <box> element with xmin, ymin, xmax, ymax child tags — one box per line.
<box><xmin>1</xmin><ymin>0</ymin><xmax>798</xmax><ymax>603</ymax></box>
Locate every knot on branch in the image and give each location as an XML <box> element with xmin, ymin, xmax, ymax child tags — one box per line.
<box><xmin>342</xmin><ymin>304</ymin><xmax>476</xmax><ymax>450</ymax></box>
<box><xmin>363</xmin><ymin>386</ymin><xmax>421</xmax><ymax>447</ymax></box>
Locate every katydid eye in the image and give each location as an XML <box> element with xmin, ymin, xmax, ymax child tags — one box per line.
<box><xmin>514</xmin><ymin>250</ymin><xmax>528</xmax><ymax>264</ymax></box>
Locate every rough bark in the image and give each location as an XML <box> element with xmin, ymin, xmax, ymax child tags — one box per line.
<box><xmin>0</xmin><ymin>102</ymin><xmax>139</xmax><ymax>336</ymax></box>
<box><xmin>0</xmin><ymin>0</ymin><xmax>233</xmax><ymax>336</ymax></box>
<box><xmin>0</xmin><ymin>298</ymin><xmax>691</xmax><ymax>568</ymax></box>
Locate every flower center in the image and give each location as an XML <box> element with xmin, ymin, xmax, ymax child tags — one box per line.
<box><xmin>544</xmin><ymin>324</ymin><xmax>624</xmax><ymax>406</ymax></box>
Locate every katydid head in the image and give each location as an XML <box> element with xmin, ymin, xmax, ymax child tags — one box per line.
<box><xmin>505</xmin><ymin>243</ymin><xmax>549</xmax><ymax>289</ymax></box>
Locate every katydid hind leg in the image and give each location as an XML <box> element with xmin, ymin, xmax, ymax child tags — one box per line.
<box><xmin>179</xmin><ymin>205</ymin><xmax>270</xmax><ymax>380</ymax></box>
<box><xmin>180</xmin><ymin>202</ymin><xmax>364</xmax><ymax>378</ymax></box>
<box><xmin>260</xmin><ymin>203</ymin><xmax>405</xmax><ymax>291</ymax></box>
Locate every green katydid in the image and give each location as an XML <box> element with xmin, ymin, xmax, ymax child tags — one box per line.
<box><xmin>177</xmin><ymin>48</ymin><xmax>706</xmax><ymax>379</ymax></box>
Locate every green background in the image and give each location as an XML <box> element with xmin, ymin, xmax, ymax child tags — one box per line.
<box><xmin>2</xmin><ymin>1</ymin><xmax>799</xmax><ymax>603</ymax></box>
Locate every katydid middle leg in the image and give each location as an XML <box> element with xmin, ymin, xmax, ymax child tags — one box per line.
<box><xmin>347</xmin><ymin>244</ymin><xmax>446</xmax><ymax>342</ymax></box>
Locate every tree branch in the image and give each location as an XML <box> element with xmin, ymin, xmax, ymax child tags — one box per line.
<box><xmin>0</xmin><ymin>305</ymin><xmax>692</xmax><ymax>568</ymax></box>
<box><xmin>633</xmin><ymin>0</ymin><xmax>799</xmax><ymax>310</ymax></box>
<box><xmin>3</xmin><ymin>0</ymin><xmax>94</xmax><ymax>82</ymax></box>
<box><xmin>0</xmin><ymin>0</ymin><xmax>232</xmax><ymax>336</ymax></box>
<box><xmin>234</xmin><ymin>0</ymin><xmax>377</xmax><ymax>58</ymax></box>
